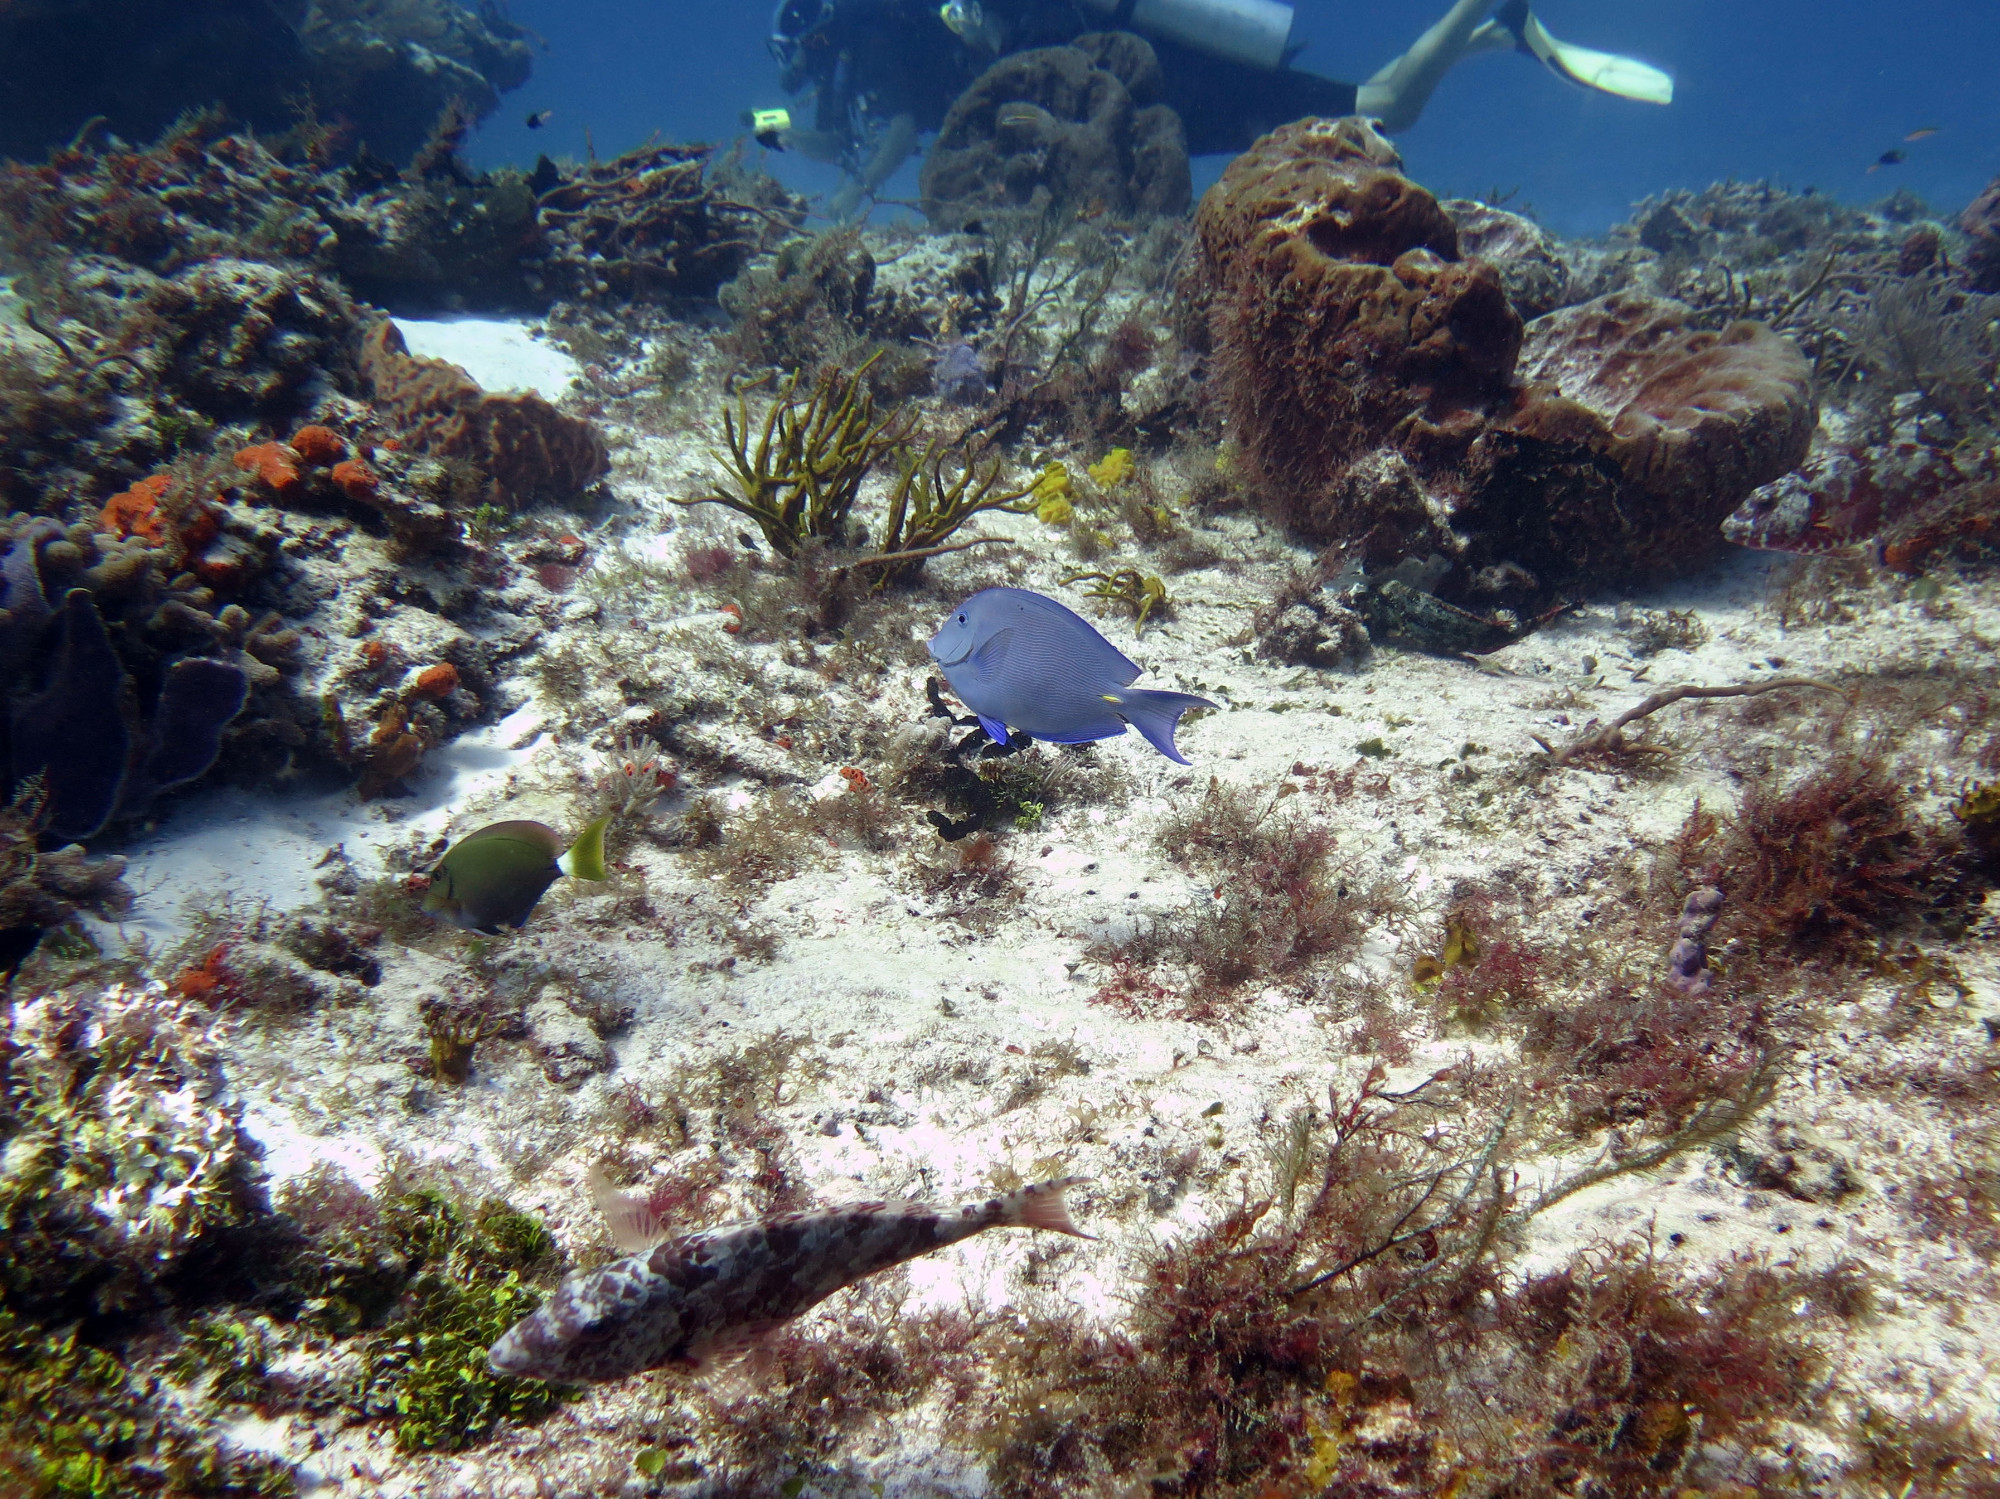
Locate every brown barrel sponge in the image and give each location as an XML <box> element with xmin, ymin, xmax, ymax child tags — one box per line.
<box><xmin>1192</xmin><ymin>117</ymin><xmax>1521</xmax><ymax>544</ymax></box>
<box><xmin>1474</xmin><ymin>295</ymin><xmax>1817</xmax><ymax>584</ymax></box>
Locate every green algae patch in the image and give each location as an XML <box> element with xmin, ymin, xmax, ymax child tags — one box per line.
<box><xmin>364</xmin><ymin>1270</ymin><xmax>569</xmax><ymax>1453</ymax></box>
<box><xmin>0</xmin><ymin>1311</ymin><xmax>291</xmax><ymax>1499</ymax></box>
<box><xmin>348</xmin><ymin>1191</ymin><xmax>575</xmax><ymax>1453</ymax></box>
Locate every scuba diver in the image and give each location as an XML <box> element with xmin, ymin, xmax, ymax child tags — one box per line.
<box><xmin>758</xmin><ymin>0</ymin><xmax>1673</xmax><ymax>219</ymax></box>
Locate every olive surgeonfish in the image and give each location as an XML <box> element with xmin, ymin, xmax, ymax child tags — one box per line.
<box><xmin>424</xmin><ymin>816</ymin><xmax>611</xmax><ymax>932</ymax></box>
<box><xmin>927</xmin><ymin>588</ymin><xmax>1216</xmax><ymax>764</ymax></box>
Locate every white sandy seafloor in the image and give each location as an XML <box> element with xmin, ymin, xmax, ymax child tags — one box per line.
<box><xmin>112</xmin><ymin>316</ymin><xmax>1999</xmax><ymax>1494</ymax></box>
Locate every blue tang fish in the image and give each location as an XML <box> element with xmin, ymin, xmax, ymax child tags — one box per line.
<box><xmin>927</xmin><ymin>588</ymin><xmax>1215</xmax><ymax>763</ymax></box>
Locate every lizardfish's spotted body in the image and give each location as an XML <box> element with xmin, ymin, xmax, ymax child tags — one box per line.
<box><xmin>488</xmin><ymin>1173</ymin><xmax>1088</xmax><ymax>1383</ymax></box>
<box><xmin>1721</xmin><ymin>441</ymin><xmax>1983</xmax><ymax>555</ymax></box>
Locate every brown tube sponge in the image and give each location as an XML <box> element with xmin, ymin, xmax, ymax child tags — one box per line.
<box><xmin>359</xmin><ymin>320</ymin><xmax>608</xmax><ymax>510</ymax></box>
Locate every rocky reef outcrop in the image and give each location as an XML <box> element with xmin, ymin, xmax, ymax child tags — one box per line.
<box><xmin>1467</xmin><ymin>296</ymin><xmax>1817</xmax><ymax>588</ymax></box>
<box><xmin>0</xmin><ymin>0</ymin><xmax>532</xmax><ymax>166</ymax></box>
<box><xmin>1190</xmin><ymin>117</ymin><xmax>1814</xmax><ymax>607</ymax></box>
<box><xmin>0</xmin><ymin>115</ymin><xmax>638</xmax><ymax>837</ymax></box>
<box><xmin>920</xmin><ymin>32</ymin><xmax>1191</xmax><ymax>228</ymax></box>
<box><xmin>1958</xmin><ymin>172</ymin><xmax>2000</xmax><ymax>294</ymax></box>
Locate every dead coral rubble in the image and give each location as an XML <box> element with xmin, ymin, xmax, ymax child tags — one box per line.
<box><xmin>0</xmin><ymin>981</ymin><xmax>263</xmax><ymax>1319</ymax></box>
<box><xmin>1189</xmin><ymin>117</ymin><xmax>1814</xmax><ymax>607</ymax></box>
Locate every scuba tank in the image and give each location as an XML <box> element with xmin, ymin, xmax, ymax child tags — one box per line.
<box><xmin>1073</xmin><ymin>0</ymin><xmax>1296</xmax><ymax>72</ymax></box>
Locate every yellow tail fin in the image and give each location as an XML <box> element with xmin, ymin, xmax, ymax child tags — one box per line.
<box><xmin>558</xmin><ymin>815</ymin><xmax>611</xmax><ymax>881</ymax></box>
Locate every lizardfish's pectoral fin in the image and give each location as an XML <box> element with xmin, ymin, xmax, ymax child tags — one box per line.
<box><xmin>586</xmin><ymin>1163</ymin><xmax>672</xmax><ymax>1253</ymax></box>
<box><xmin>686</xmin><ymin>1317</ymin><xmax>792</xmax><ymax>1397</ymax></box>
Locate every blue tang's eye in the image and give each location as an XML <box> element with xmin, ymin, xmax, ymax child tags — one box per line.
<box><xmin>957</xmin><ymin>613</ymin><xmax>966</xmax><ymax>623</ymax></box>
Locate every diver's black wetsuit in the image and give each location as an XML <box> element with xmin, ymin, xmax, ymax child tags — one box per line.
<box><xmin>787</xmin><ymin>0</ymin><xmax>979</xmax><ymax>154</ymax></box>
<box><xmin>786</xmin><ymin>0</ymin><xmax>1357</xmax><ymax>159</ymax></box>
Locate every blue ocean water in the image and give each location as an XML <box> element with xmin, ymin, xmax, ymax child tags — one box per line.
<box><xmin>472</xmin><ymin>0</ymin><xmax>2000</xmax><ymax>235</ymax></box>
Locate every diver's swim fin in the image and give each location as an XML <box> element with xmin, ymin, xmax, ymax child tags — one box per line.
<box><xmin>1493</xmin><ymin>0</ymin><xmax>1673</xmax><ymax>105</ymax></box>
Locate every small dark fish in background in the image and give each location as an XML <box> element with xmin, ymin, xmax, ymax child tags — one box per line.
<box><xmin>928</xmin><ymin>588</ymin><xmax>1215</xmax><ymax>763</ymax></box>
<box><xmin>488</xmin><ymin>1171</ymin><xmax>1089</xmax><ymax>1382</ymax></box>
<box><xmin>525</xmin><ymin>109</ymin><xmax>554</xmax><ymax>130</ymax></box>
<box><xmin>1868</xmin><ymin>148</ymin><xmax>1907</xmax><ymax>172</ymax></box>
<box><xmin>996</xmin><ymin>104</ymin><xmax>1053</xmax><ymax>135</ymax></box>
<box><xmin>422</xmin><ymin>816</ymin><xmax>609</xmax><ymax>933</ymax></box>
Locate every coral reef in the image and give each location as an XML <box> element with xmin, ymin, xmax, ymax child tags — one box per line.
<box><xmin>672</xmin><ymin>360</ymin><xmax>909</xmax><ymax>555</ymax></box>
<box><xmin>535</xmin><ymin>142</ymin><xmax>786</xmax><ymax>304</ymax></box>
<box><xmin>920</xmin><ymin>33</ymin><xmax>1192</xmax><ymax>228</ymax></box>
<box><xmin>344</xmin><ymin>134</ymin><xmax>791</xmax><ymax>313</ymax></box>
<box><xmin>0</xmin><ymin>40</ymin><xmax>1994</xmax><ymax>1498</ymax></box>
<box><xmin>1445</xmin><ymin>197</ymin><xmax>1574</xmax><ymax>319</ymax></box>
<box><xmin>359</xmin><ymin>321</ymin><xmax>609</xmax><ymax>509</ymax></box>
<box><xmin>719</xmin><ymin>226</ymin><xmax>881</xmax><ymax>370</ymax></box>
<box><xmin>1191</xmin><ymin>117</ymin><xmax>1519</xmax><ymax>538</ymax></box>
<box><xmin>1470</xmin><ymin>294</ymin><xmax>1816</xmax><ymax>586</ymax></box>
<box><xmin>0</xmin><ymin>119</ymin><xmax>372</xmax><ymax>496</ymax></box>
<box><xmin>0</xmin><ymin>1307</ymin><xmax>291</xmax><ymax>1498</ymax></box>
<box><xmin>872</xmin><ymin>438</ymin><xmax>1037</xmax><ymax>586</ymax></box>
<box><xmin>2</xmin><ymin>518</ymin><xmax>252</xmax><ymax>841</ymax></box>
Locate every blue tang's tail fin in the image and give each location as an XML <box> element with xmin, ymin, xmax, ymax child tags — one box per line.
<box><xmin>1110</xmin><ymin>689</ymin><xmax>1216</xmax><ymax>764</ymax></box>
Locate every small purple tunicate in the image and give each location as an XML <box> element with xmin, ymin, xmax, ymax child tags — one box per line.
<box><xmin>931</xmin><ymin>341</ymin><xmax>987</xmax><ymax>404</ymax></box>
<box><xmin>1665</xmin><ymin>937</ymin><xmax>1709</xmax><ymax>993</ymax></box>
<box><xmin>1664</xmin><ymin>886</ymin><xmax>1725</xmax><ymax>993</ymax></box>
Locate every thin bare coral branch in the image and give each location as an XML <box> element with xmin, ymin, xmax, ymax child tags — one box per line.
<box><xmin>866</xmin><ymin>437</ymin><xmax>1035</xmax><ymax>586</ymax></box>
<box><xmin>1290</xmin><ymin>1105</ymin><xmax>1513</xmax><ymax>1301</ymax></box>
<box><xmin>1515</xmin><ymin>1045</ymin><xmax>1785</xmax><ymax>1220</ymax></box>
<box><xmin>1543</xmin><ymin>678</ymin><xmax>1843</xmax><ymax>767</ymax></box>
<box><xmin>20</xmin><ymin>305</ymin><xmax>77</xmax><ymax>364</ymax></box>
<box><xmin>1767</xmin><ymin>248</ymin><xmax>1843</xmax><ymax>331</ymax></box>
<box><xmin>845</xmin><ymin>537</ymin><xmax>1013</xmax><ymax>570</ymax></box>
